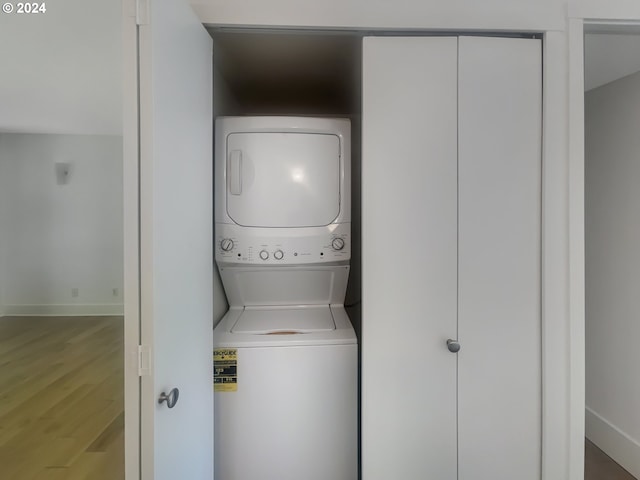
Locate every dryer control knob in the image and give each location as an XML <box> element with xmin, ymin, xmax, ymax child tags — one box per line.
<box><xmin>274</xmin><ymin>250</ymin><xmax>284</xmax><ymax>260</ymax></box>
<box><xmin>220</xmin><ymin>238</ymin><xmax>234</xmax><ymax>252</ymax></box>
<box><xmin>331</xmin><ymin>238</ymin><xmax>345</xmax><ymax>251</ymax></box>
<box><xmin>259</xmin><ymin>250</ymin><xmax>269</xmax><ymax>260</ymax></box>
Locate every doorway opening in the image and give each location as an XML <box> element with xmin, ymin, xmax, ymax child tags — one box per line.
<box><xmin>583</xmin><ymin>23</ymin><xmax>640</xmax><ymax>480</ymax></box>
<box><xmin>0</xmin><ymin>2</ymin><xmax>125</xmax><ymax>478</ymax></box>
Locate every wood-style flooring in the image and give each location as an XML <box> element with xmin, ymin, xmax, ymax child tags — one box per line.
<box><xmin>0</xmin><ymin>316</ymin><xmax>124</xmax><ymax>480</ymax></box>
<box><xmin>586</xmin><ymin>439</ymin><xmax>637</xmax><ymax>480</ymax></box>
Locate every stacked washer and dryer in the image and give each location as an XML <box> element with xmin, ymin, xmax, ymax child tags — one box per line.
<box><xmin>213</xmin><ymin>116</ymin><xmax>357</xmax><ymax>480</ymax></box>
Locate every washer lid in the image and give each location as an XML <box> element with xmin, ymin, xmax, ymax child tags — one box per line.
<box><xmin>226</xmin><ymin>132</ymin><xmax>341</xmax><ymax>228</ymax></box>
<box><xmin>231</xmin><ymin>305</ymin><xmax>336</xmax><ymax>334</ymax></box>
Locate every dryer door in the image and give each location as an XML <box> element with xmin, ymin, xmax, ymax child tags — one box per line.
<box><xmin>226</xmin><ymin>132</ymin><xmax>341</xmax><ymax>227</ymax></box>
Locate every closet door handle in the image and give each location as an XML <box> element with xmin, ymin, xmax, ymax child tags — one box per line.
<box><xmin>158</xmin><ymin>387</ymin><xmax>180</xmax><ymax>408</ymax></box>
<box><xmin>446</xmin><ymin>339</ymin><xmax>460</xmax><ymax>353</ymax></box>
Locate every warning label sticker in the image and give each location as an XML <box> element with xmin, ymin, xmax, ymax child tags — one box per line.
<box><xmin>214</xmin><ymin>349</ymin><xmax>237</xmax><ymax>392</ymax></box>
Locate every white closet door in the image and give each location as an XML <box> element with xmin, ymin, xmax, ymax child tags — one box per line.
<box><xmin>457</xmin><ymin>36</ymin><xmax>542</xmax><ymax>479</ymax></box>
<box><xmin>362</xmin><ymin>36</ymin><xmax>458</xmax><ymax>480</ymax></box>
<box><xmin>136</xmin><ymin>0</ymin><xmax>213</xmax><ymax>478</ymax></box>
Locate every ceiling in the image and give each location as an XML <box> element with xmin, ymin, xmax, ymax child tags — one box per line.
<box><xmin>0</xmin><ymin>0</ymin><xmax>122</xmax><ymax>135</ymax></box>
<box><xmin>585</xmin><ymin>33</ymin><xmax>640</xmax><ymax>91</ymax></box>
<box><xmin>1</xmin><ymin>10</ymin><xmax>639</xmax><ymax>136</ymax></box>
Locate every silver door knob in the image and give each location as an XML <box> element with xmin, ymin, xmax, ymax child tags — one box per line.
<box><xmin>158</xmin><ymin>387</ymin><xmax>180</xmax><ymax>408</ymax></box>
<box><xmin>446</xmin><ymin>339</ymin><xmax>460</xmax><ymax>353</ymax></box>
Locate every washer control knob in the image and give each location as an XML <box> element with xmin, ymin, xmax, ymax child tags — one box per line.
<box><xmin>274</xmin><ymin>250</ymin><xmax>284</xmax><ymax>260</ymax></box>
<box><xmin>331</xmin><ymin>238</ymin><xmax>345</xmax><ymax>251</ymax></box>
<box><xmin>259</xmin><ymin>250</ymin><xmax>269</xmax><ymax>260</ymax></box>
<box><xmin>220</xmin><ymin>238</ymin><xmax>234</xmax><ymax>252</ymax></box>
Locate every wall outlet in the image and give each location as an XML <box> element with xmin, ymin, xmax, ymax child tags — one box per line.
<box><xmin>71</xmin><ymin>288</ymin><xmax>79</xmax><ymax>298</ymax></box>
<box><xmin>112</xmin><ymin>288</ymin><xmax>119</xmax><ymax>297</ymax></box>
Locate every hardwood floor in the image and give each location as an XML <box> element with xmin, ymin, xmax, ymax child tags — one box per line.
<box><xmin>585</xmin><ymin>439</ymin><xmax>637</xmax><ymax>480</ymax></box>
<box><xmin>0</xmin><ymin>316</ymin><xmax>124</xmax><ymax>480</ymax></box>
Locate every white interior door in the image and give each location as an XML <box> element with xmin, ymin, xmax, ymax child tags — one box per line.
<box><xmin>136</xmin><ymin>0</ymin><xmax>213</xmax><ymax>478</ymax></box>
<box><xmin>361</xmin><ymin>36</ymin><xmax>458</xmax><ymax>480</ymax></box>
<box><xmin>457</xmin><ymin>36</ymin><xmax>542</xmax><ymax>479</ymax></box>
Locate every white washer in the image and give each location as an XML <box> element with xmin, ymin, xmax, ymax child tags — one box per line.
<box><xmin>213</xmin><ymin>117</ymin><xmax>357</xmax><ymax>480</ymax></box>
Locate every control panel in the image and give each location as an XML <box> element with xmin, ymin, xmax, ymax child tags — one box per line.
<box><xmin>215</xmin><ymin>223</ymin><xmax>350</xmax><ymax>265</ymax></box>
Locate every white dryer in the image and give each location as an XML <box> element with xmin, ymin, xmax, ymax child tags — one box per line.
<box><xmin>213</xmin><ymin>117</ymin><xmax>357</xmax><ymax>480</ymax></box>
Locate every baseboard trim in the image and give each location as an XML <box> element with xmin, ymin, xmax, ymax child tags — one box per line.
<box><xmin>586</xmin><ymin>406</ymin><xmax>640</xmax><ymax>478</ymax></box>
<box><xmin>1</xmin><ymin>304</ymin><xmax>124</xmax><ymax>317</ymax></box>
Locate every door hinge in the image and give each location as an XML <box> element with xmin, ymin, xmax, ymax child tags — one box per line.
<box><xmin>136</xmin><ymin>0</ymin><xmax>149</xmax><ymax>25</ymax></box>
<box><xmin>138</xmin><ymin>345</ymin><xmax>151</xmax><ymax>376</ymax></box>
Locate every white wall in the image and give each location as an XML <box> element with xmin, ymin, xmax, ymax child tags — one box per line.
<box><xmin>0</xmin><ymin>133</ymin><xmax>124</xmax><ymax>316</ymax></box>
<box><xmin>585</xmin><ymin>70</ymin><xmax>640</xmax><ymax>478</ymax></box>
<box><xmin>0</xmin><ymin>0</ymin><xmax>121</xmax><ymax>135</ymax></box>
<box><xmin>570</xmin><ymin>0</ymin><xmax>640</xmax><ymax>20</ymax></box>
<box><xmin>192</xmin><ymin>0</ymin><xmax>565</xmax><ymax>31</ymax></box>
<box><xmin>0</xmin><ymin>147</ymin><xmax>5</xmax><ymax>316</ymax></box>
